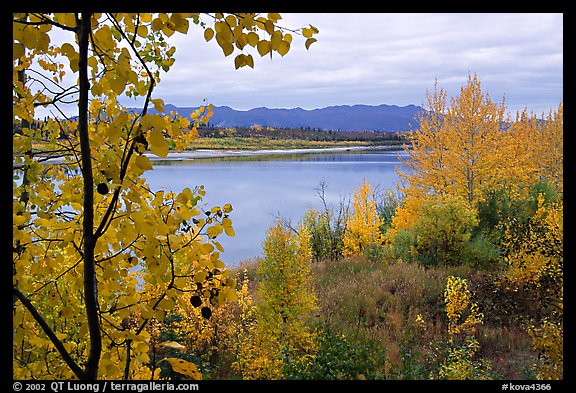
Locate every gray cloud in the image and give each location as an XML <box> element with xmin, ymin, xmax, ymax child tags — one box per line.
<box><xmin>32</xmin><ymin>13</ymin><xmax>562</xmax><ymax>118</ymax></box>
<box><xmin>148</xmin><ymin>13</ymin><xmax>562</xmax><ymax>115</ymax></box>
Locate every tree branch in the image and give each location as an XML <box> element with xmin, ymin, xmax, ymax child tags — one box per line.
<box><xmin>13</xmin><ymin>286</ymin><xmax>85</xmax><ymax>379</ymax></box>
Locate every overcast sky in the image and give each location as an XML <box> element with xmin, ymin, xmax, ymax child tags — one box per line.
<box><xmin>150</xmin><ymin>13</ymin><xmax>563</xmax><ymax>116</ymax></box>
<box><xmin>34</xmin><ymin>13</ymin><xmax>563</xmax><ymax>118</ymax></box>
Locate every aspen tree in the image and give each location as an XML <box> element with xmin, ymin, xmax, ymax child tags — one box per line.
<box><xmin>342</xmin><ymin>179</ymin><xmax>384</xmax><ymax>257</ymax></box>
<box><xmin>13</xmin><ymin>12</ymin><xmax>318</xmax><ymax>379</ymax></box>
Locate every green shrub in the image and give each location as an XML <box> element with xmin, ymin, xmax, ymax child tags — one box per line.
<box><xmin>461</xmin><ymin>233</ymin><xmax>502</xmax><ymax>269</ymax></box>
<box><xmin>301</xmin><ymin>208</ymin><xmax>346</xmax><ymax>262</ymax></box>
<box><xmin>390</xmin><ymin>195</ymin><xmax>478</xmax><ymax>267</ymax></box>
<box><xmin>283</xmin><ymin>322</ymin><xmax>387</xmax><ymax>380</ymax></box>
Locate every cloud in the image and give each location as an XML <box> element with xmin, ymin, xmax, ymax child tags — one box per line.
<box><xmin>31</xmin><ymin>13</ymin><xmax>563</xmax><ymax>118</ymax></box>
<box><xmin>149</xmin><ymin>13</ymin><xmax>562</xmax><ymax>115</ymax></box>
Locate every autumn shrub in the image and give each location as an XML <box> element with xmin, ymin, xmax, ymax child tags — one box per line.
<box><xmin>376</xmin><ymin>187</ymin><xmax>403</xmax><ymax>232</ymax></box>
<box><xmin>284</xmin><ymin>322</ymin><xmax>388</xmax><ymax>380</ymax></box>
<box><xmin>460</xmin><ymin>233</ymin><xmax>501</xmax><ymax>269</ymax></box>
<box><xmin>301</xmin><ymin>207</ymin><xmax>347</xmax><ymax>262</ymax></box>
<box><xmin>429</xmin><ymin>276</ymin><xmax>496</xmax><ymax>380</ymax></box>
<box><xmin>388</xmin><ymin>194</ymin><xmax>479</xmax><ymax>267</ymax></box>
<box><xmin>498</xmin><ymin>194</ymin><xmax>563</xmax><ymax>380</ymax></box>
<box><xmin>475</xmin><ymin>180</ymin><xmax>561</xmax><ymax>249</ymax></box>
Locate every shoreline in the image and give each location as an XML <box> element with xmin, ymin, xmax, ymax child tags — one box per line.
<box><xmin>146</xmin><ymin>144</ymin><xmax>407</xmax><ymax>161</ymax></box>
<box><xmin>13</xmin><ymin>144</ymin><xmax>408</xmax><ymax>168</ymax></box>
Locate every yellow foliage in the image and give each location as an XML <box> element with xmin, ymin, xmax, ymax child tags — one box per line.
<box><xmin>342</xmin><ymin>179</ymin><xmax>384</xmax><ymax>256</ymax></box>
<box><xmin>162</xmin><ymin>358</ymin><xmax>202</xmax><ymax>380</ymax></box>
<box><xmin>529</xmin><ymin>320</ymin><xmax>563</xmax><ymax>380</ymax></box>
<box><xmin>399</xmin><ymin>73</ymin><xmax>562</xmax><ymax>208</ymax></box>
<box><xmin>13</xmin><ymin>12</ymin><xmax>318</xmax><ymax>379</ymax></box>
<box><xmin>431</xmin><ymin>276</ymin><xmax>493</xmax><ymax>380</ymax></box>
<box><xmin>444</xmin><ymin>276</ymin><xmax>483</xmax><ymax>337</ymax></box>
<box><xmin>503</xmin><ymin>194</ymin><xmax>563</xmax><ymax>285</ymax></box>
<box><xmin>239</xmin><ymin>221</ymin><xmax>317</xmax><ymax>379</ymax></box>
<box><xmin>500</xmin><ymin>195</ymin><xmax>563</xmax><ymax>379</ymax></box>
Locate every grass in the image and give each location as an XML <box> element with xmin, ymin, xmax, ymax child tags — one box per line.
<box><xmin>232</xmin><ymin>255</ymin><xmax>538</xmax><ymax>379</ymax></box>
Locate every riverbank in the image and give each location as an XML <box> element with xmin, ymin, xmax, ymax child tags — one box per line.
<box><xmin>13</xmin><ymin>144</ymin><xmax>408</xmax><ymax>168</ymax></box>
<box><xmin>146</xmin><ymin>144</ymin><xmax>407</xmax><ymax>162</ymax></box>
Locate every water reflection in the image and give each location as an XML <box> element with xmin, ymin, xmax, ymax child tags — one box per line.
<box><xmin>144</xmin><ymin>150</ymin><xmax>407</xmax><ymax>266</ymax></box>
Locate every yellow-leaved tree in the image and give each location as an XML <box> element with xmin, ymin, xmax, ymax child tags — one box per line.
<box><xmin>238</xmin><ymin>221</ymin><xmax>317</xmax><ymax>379</ymax></box>
<box><xmin>13</xmin><ymin>12</ymin><xmax>318</xmax><ymax>380</ymax></box>
<box><xmin>342</xmin><ymin>179</ymin><xmax>384</xmax><ymax>257</ymax></box>
<box><xmin>400</xmin><ymin>73</ymin><xmax>511</xmax><ymax>207</ymax></box>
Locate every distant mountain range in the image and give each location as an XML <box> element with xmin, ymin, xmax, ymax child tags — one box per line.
<box><xmin>144</xmin><ymin>103</ymin><xmax>423</xmax><ymax>132</ymax></box>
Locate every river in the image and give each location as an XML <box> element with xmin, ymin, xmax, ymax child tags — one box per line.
<box><xmin>145</xmin><ymin>148</ymin><xmax>408</xmax><ymax>266</ymax></box>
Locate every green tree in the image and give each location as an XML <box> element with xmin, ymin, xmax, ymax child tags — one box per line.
<box><xmin>13</xmin><ymin>12</ymin><xmax>318</xmax><ymax>380</ymax></box>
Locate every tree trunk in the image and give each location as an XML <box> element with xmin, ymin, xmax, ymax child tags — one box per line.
<box><xmin>77</xmin><ymin>12</ymin><xmax>102</xmax><ymax>380</ymax></box>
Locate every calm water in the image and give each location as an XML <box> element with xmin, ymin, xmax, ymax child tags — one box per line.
<box><xmin>145</xmin><ymin>150</ymin><xmax>408</xmax><ymax>266</ymax></box>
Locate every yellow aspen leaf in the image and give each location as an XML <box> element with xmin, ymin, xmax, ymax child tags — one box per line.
<box><xmin>141</xmin><ymin>113</ymin><xmax>166</xmax><ymax>131</ymax></box>
<box><xmin>148</xmin><ymin>129</ymin><xmax>169</xmax><ymax>158</ymax></box>
<box><xmin>36</xmin><ymin>31</ymin><xmax>50</xmax><ymax>52</ymax></box>
<box><xmin>22</xmin><ymin>28</ymin><xmax>37</xmax><ymax>49</ymax></box>
<box><xmin>140</xmin><ymin>305</ymin><xmax>154</xmax><ymax>320</ymax></box>
<box><xmin>162</xmin><ymin>24</ymin><xmax>175</xmax><ymax>37</ymax></box>
<box><xmin>110</xmin><ymin>75</ymin><xmax>127</xmax><ymax>96</ymax></box>
<box><xmin>270</xmin><ymin>30</ymin><xmax>282</xmax><ymax>50</ymax></box>
<box><xmin>137</xmin><ymin>24</ymin><xmax>148</xmax><ymax>38</ymax></box>
<box><xmin>13</xmin><ymin>42</ymin><xmax>24</xmax><ymax>60</ymax></box>
<box><xmin>204</xmin><ymin>27</ymin><xmax>214</xmax><ymax>42</ymax></box>
<box><xmin>60</xmin><ymin>42</ymin><xmax>75</xmax><ymax>57</ymax></box>
<box><xmin>267</xmin><ymin>13</ymin><xmax>282</xmax><ymax>23</ymax></box>
<box><xmin>206</xmin><ymin>224</ymin><xmax>222</xmax><ymax>238</ymax></box>
<box><xmin>234</xmin><ymin>54</ymin><xmax>245</xmax><ymax>69</ymax></box>
<box><xmin>199</xmin><ymin>243</ymin><xmax>214</xmax><ymax>255</ymax></box>
<box><xmin>194</xmin><ymin>271</ymin><xmax>208</xmax><ymax>283</ymax></box>
<box><xmin>69</xmin><ymin>56</ymin><xmax>79</xmax><ymax>73</ymax></box>
<box><xmin>151</xmin><ymin>17</ymin><xmax>163</xmax><ymax>32</ymax></box>
<box><xmin>139</xmin><ymin>13</ymin><xmax>152</xmax><ymax>23</ymax></box>
<box><xmin>170</xmin><ymin>14</ymin><xmax>189</xmax><ymax>34</ymax></box>
<box><xmin>134</xmin><ymin>155</ymin><xmax>153</xmax><ymax>171</ymax></box>
<box><xmin>257</xmin><ymin>40</ymin><xmax>270</xmax><ymax>57</ymax></box>
<box><xmin>163</xmin><ymin>358</ymin><xmax>202</xmax><ymax>380</ymax></box>
<box><xmin>224</xmin><ymin>226</ymin><xmax>235</xmax><ymax>237</ymax></box>
<box><xmin>158</xmin><ymin>297</ymin><xmax>175</xmax><ymax>311</ymax></box>
<box><xmin>277</xmin><ymin>41</ymin><xmax>290</xmax><ymax>56</ymax></box>
<box><xmin>176</xmin><ymin>188</ymin><xmax>192</xmax><ymax>205</ymax></box>
<box><xmin>156</xmin><ymin>220</ymin><xmax>170</xmax><ymax>236</ymax></box>
<box><xmin>221</xmin><ymin>41</ymin><xmax>234</xmax><ymax>57</ymax></box>
<box><xmin>264</xmin><ymin>19</ymin><xmax>274</xmax><ymax>35</ymax></box>
<box><xmin>225</xmin><ymin>14</ymin><xmax>237</xmax><ymax>27</ymax></box>
<box><xmin>246</xmin><ymin>31</ymin><xmax>259</xmax><ymax>47</ymax></box>
<box><xmin>304</xmin><ymin>37</ymin><xmax>317</xmax><ymax>50</ymax></box>
<box><xmin>214</xmin><ymin>241</ymin><xmax>224</xmax><ymax>253</ymax></box>
<box><xmin>55</xmin><ymin>13</ymin><xmax>77</xmax><ymax>28</ymax></box>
